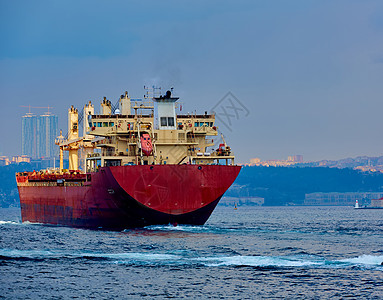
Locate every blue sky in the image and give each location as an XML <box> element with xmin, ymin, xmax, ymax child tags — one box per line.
<box><xmin>1</xmin><ymin>0</ymin><xmax>383</xmax><ymax>163</ymax></box>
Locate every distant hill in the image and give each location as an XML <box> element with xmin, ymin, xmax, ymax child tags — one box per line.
<box><xmin>226</xmin><ymin>166</ymin><xmax>383</xmax><ymax>206</ymax></box>
<box><xmin>0</xmin><ymin>163</ymin><xmax>34</xmax><ymax>207</ymax></box>
<box><xmin>298</xmin><ymin>155</ymin><xmax>383</xmax><ymax>172</ymax></box>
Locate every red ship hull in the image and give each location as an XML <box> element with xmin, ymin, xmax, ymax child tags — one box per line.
<box><xmin>17</xmin><ymin>165</ymin><xmax>241</xmax><ymax>230</ymax></box>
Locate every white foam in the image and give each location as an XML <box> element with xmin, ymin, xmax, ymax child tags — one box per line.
<box><xmin>339</xmin><ymin>255</ymin><xmax>383</xmax><ymax>266</ymax></box>
<box><xmin>196</xmin><ymin>255</ymin><xmax>322</xmax><ymax>267</ymax></box>
<box><xmin>0</xmin><ymin>220</ymin><xmax>20</xmax><ymax>225</ymax></box>
<box><xmin>144</xmin><ymin>224</ymin><xmax>210</xmax><ymax>232</ymax></box>
<box><xmin>82</xmin><ymin>252</ymin><xmax>180</xmax><ymax>261</ymax></box>
<box><xmin>199</xmin><ymin>254</ymin><xmax>383</xmax><ymax>268</ymax></box>
<box><xmin>2</xmin><ymin>248</ymin><xmax>382</xmax><ymax>269</ymax></box>
<box><xmin>0</xmin><ymin>249</ymin><xmax>180</xmax><ymax>261</ymax></box>
<box><xmin>0</xmin><ymin>249</ymin><xmax>57</xmax><ymax>258</ymax></box>
<box><xmin>20</xmin><ymin>221</ymin><xmax>45</xmax><ymax>226</ymax></box>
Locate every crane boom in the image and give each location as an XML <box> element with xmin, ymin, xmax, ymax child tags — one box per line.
<box><xmin>20</xmin><ymin>105</ymin><xmax>53</xmax><ymax>114</ymax></box>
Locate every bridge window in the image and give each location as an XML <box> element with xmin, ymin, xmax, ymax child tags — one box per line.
<box><xmin>104</xmin><ymin>160</ymin><xmax>121</xmax><ymax>167</ymax></box>
<box><xmin>160</xmin><ymin>117</ymin><xmax>175</xmax><ymax>127</ymax></box>
<box><xmin>168</xmin><ymin>117</ymin><xmax>174</xmax><ymax>126</ymax></box>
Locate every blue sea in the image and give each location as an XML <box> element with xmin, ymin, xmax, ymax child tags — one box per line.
<box><xmin>1</xmin><ymin>206</ymin><xmax>382</xmax><ymax>299</ymax></box>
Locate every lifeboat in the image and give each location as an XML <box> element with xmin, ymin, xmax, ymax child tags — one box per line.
<box><xmin>140</xmin><ymin>133</ymin><xmax>153</xmax><ymax>156</ymax></box>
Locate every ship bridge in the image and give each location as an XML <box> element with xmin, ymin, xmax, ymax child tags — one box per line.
<box><xmin>57</xmin><ymin>88</ymin><xmax>235</xmax><ymax>172</ymax></box>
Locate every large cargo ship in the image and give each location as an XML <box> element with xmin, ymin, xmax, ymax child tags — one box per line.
<box><xmin>16</xmin><ymin>88</ymin><xmax>241</xmax><ymax>230</ymax></box>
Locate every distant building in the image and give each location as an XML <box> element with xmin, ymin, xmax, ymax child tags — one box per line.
<box><xmin>12</xmin><ymin>155</ymin><xmax>31</xmax><ymax>164</ymax></box>
<box><xmin>22</xmin><ymin>112</ymin><xmax>58</xmax><ymax>159</ymax></box>
<box><xmin>250</xmin><ymin>158</ymin><xmax>261</xmax><ymax>165</ymax></box>
<box><xmin>22</xmin><ymin>113</ymin><xmax>38</xmax><ymax>158</ymax></box>
<box><xmin>37</xmin><ymin>114</ymin><xmax>59</xmax><ymax>158</ymax></box>
<box><xmin>370</xmin><ymin>198</ymin><xmax>383</xmax><ymax>208</ymax></box>
<box><xmin>0</xmin><ymin>156</ymin><xmax>11</xmax><ymax>166</ymax></box>
<box><xmin>0</xmin><ymin>155</ymin><xmax>31</xmax><ymax>166</ymax></box>
<box><xmin>354</xmin><ymin>165</ymin><xmax>379</xmax><ymax>173</ymax></box>
<box><xmin>304</xmin><ymin>192</ymin><xmax>383</xmax><ymax>206</ymax></box>
<box><xmin>288</xmin><ymin>155</ymin><xmax>303</xmax><ymax>163</ymax></box>
<box><xmin>219</xmin><ymin>196</ymin><xmax>264</xmax><ymax>206</ymax></box>
<box><xmin>246</xmin><ymin>155</ymin><xmax>304</xmax><ymax>167</ymax></box>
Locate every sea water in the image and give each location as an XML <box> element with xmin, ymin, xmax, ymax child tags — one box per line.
<box><xmin>0</xmin><ymin>206</ymin><xmax>382</xmax><ymax>299</ymax></box>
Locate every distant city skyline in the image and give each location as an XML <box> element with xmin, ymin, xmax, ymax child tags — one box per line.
<box><xmin>1</xmin><ymin>0</ymin><xmax>383</xmax><ymax>163</ymax></box>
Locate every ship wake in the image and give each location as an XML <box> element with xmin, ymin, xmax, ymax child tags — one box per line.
<box><xmin>1</xmin><ymin>249</ymin><xmax>382</xmax><ymax>270</ymax></box>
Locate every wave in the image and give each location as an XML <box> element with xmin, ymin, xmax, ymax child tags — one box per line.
<box><xmin>196</xmin><ymin>255</ymin><xmax>322</xmax><ymax>267</ymax></box>
<box><xmin>338</xmin><ymin>254</ymin><xmax>383</xmax><ymax>266</ymax></box>
<box><xmin>141</xmin><ymin>224</ymin><xmax>269</xmax><ymax>234</ymax></box>
<box><xmin>0</xmin><ymin>249</ymin><xmax>181</xmax><ymax>263</ymax></box>
<box><xmin>0</xmin><ymin>220</ymin><xmax>46</xmax><ymax>226</ymax></box>
<box><xmin>140</xmin><ymin>224</ymin><xmax>318</xmax><ymax>235</ymax></box>
<box><xmin>143</xmin><ymin>224</ymin><xmax>214</xmax><ymax>232</ymax></box>
<box><xmin>198</xmin><ymin>254</ymin><xmax>383</xmax><ymax>269</ymax></box>
<box><xmin>0</xmin><ymin>220</ymin><xmax>21</xmax><ymax>225</ymax></box>
<box><xmin>1</xmin><ymin>249</ymin><xmax>382</xmax><ymax>269</ymax></box>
